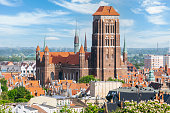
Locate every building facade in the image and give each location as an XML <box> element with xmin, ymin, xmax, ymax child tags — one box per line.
<box><xmin>163</xmin><ymin>55</ymin><xmax>170</xmax><ymax>68</ymax></box>
<box><xmin>36</xmin><ymin>6</ymin><xmax>127</xmax><ymax>86</ymax></box>
<box><xmin>144</xmin><ymin>55</ymin><xmax>163</xmax><ymax>69</ymax></box>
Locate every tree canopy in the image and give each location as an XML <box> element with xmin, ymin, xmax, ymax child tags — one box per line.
<box><xmin>0</xmin><ymin>78</ymin><xmax>8</xmax><ymax>92</ymax></box>
<box><xmin>78</xmin><ymin>75</ymin><xmax>96</xmax><ymax>83</ymax></box>
<box><xmin>7</xmin><ymin>86</ymin><xmax>33</xmax><ymax>102</ymax></box>
<box><xmin>107</xmin><ymin>77</ymin><xmax>125</xmax><ymax>83</ymax></box>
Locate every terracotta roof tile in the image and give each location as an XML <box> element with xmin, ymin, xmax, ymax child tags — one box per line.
<box><xmin>93</xmin><ymin>6</ymin><xmax>120</xmax><ymax>16</ymax></box>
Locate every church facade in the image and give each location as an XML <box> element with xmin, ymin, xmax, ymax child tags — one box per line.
<box><xmin>36</xmin><ymin>6</ymin><xmax>127</xmax><ymax>86</ymax></box>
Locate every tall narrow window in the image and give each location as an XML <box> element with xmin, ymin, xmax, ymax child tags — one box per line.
<box><xmin>108</xmin><ymin>39</ymin><xmax>109</xmax><ymax>46</ymax></box>
<box><xmin>108</xmin><ymin>24</ymin><xmax>109</xmax><ymax>33</ymax></box>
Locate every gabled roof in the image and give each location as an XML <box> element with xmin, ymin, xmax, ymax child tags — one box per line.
<box><xmin>93</xmin><ymin>6</ymin><xmax>120</xmax><ymax>16</ymax></box>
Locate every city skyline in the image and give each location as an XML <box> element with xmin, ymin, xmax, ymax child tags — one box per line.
<box><xmin>0</xmin><ymin>0</ymin><xmax>170</xmax><ymax>48</ymax></box>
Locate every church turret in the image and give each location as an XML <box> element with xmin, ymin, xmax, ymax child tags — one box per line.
<box><xmin>123</xmin><ymin>35</ymin><xmax>127</xmax><ymax>63</ymax></box>
<box><xmin>36</xmin><ymin>45</ymin><xmax>41</xmax><ymax>80</ymax></box>
<box><xmin>79</xmin><ymin>45</ymin><xmax>85</xmax><ymax>78</ymax></box>
<box><xmin>84</xmin><ymin>33</ymin><xmax>87</xmax><ymax>52</ymax></box>
<box><xmin>43</xmin><ymin>46</ymin><xmax>49</xmax><ymax>86</ymax></box>
<box><xmin>148</xmin><ymin>67</ymin><xmax>155</xmax><ymax>82</ymax></box>
<box><xmin>74</xmin><ymin>22</ymin><xmax>79</xmax><ymax>53</ymax></box>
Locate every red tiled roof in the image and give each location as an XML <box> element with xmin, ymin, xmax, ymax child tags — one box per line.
<box><xmin>93</xmin><ymin>6</ymin><xmax>120</xmax><ymax>16</ymax></box>
<box><xmin>40</xmin><ymin>52</ymin><xmax>91</xmax><ymax>65</ymax></box>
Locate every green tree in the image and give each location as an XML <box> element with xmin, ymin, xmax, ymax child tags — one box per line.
<box><xmin>0</xmin><ymin>78</ymin><xmax>8</xmax><ymax>92</ymax></box>
<box><xmin>79</xmin><ymin>75</ymin><xmax>96</xmax><ymax>83</ymax></box>
<box><xmin>60</xmin><ymin>105</ymin><xmax>72</xmax><ymax>113</ymax></box>
<box><xmin>107</xmin><ymin>77</ymin><xmax>125</xmax><ymax>83</ymax></box>
<box><xmin>84</xmin><ymin>103</ymin><xmax>104</xmax><ymax>113</ymax></box>
<box><xmin>15</xmin><ymin>98</ymin><xmax>28</xmax><ymax>102</ymax></box>
<box><xmin>7</xmin><ymin>86</ymin><xmax>32</xmax><ymax>102</ymax></box>
<box><xmin>118</xmin><ymin>100</ymin><xmax>170</xmax><ymax>113</ymax></box>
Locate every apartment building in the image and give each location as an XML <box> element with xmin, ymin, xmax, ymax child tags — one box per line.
<box><xmin>144</xmin><ymin>55</ymin><xmax>163</xmax><ymax>69</ymax></box>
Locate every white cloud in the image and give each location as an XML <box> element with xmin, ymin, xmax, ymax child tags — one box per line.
<box><xmin>147</xmin><ymin>15</ymin><xmax>167</xmax><ymax>25</ymax></box>
<box><xmin>120</xmin><ymin>19</ymin><xmax>134</xmax><ymax>27</ymax></box>
<box><xmin>0</xmin><ymin>9</ymin><xmax>69</xmax><ymax>26</ymax></box>
<box><xmin>49</xmin><ymin>0</ymin><xmax>109</xmax><ymax>14</ymax></box>
<box><xmin>126</xmin><ymin>29</ymin><xmax>170</xmax><ymax>48</ymax></box>
<box><xmin>46</xmin><ymin>37</ymin><xmax>59</xmax><ymax>40</ymax></box>
<box><xmin>0</xmin><ymin>0</ymin><xmax>22</xmax><ymax>6</ymax></box>
<box><xmin>71</xmin><ymin>0</ymin><xmax>91</xmax><ymax>3</ymax></box>
<box><xmin>131</xmin><ymin>8</ymin><xmax>143</xmax><ymax>14</ymax></box>
<box><xmin>132</xmin><ymin>0</ymin><xmax>169</xmax><ymax>25</ymax></box>
<box><xmin>145</xmin><ymin>5</ymin><xmax>169</xmax><ymax>14</ymax></box>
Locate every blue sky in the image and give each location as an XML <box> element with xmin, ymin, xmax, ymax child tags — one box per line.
<box><xmin>0</xmin><ymin>0</ymin><xmax>170</xmax><ymax>48</ymax></box>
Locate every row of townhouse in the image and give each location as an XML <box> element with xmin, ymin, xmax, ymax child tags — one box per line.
<box><xmin>21</xmin><ymin>62</ymin><xmax>36</xmax><ymax>77</ymax></box>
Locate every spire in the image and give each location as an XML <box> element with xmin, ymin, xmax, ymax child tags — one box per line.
<box><xmin>44</xmin><ymin>46</ymin><xmax>49</xmax><ymax>52</ymax></box>
<box><xmin>79</xmin><ymin>44</ymin><xmax>85</xmax><ymax>53</ymax></box>
<box><xmin>84</xmin><ymin>32</ymin><xmax>87</xmax><ymax>52</ymax></box>
<box><xmin>123</xmin><ymin>34</ymin><xmax>127</xmax><ymax>53</ymax></box>
<box><xmin>36</xmin><ymin>45</ymin><xmax>40</xmax><ymax>52</ymax></box>
<box><xmin>74</xmin><ymin>19</ymin><xmax>79</xmax><ymax>53</ymax></box>
<box><xmin>43</xmin><ymin>37</ymin><xmax>46</xmax><ymax>51</ymax></box>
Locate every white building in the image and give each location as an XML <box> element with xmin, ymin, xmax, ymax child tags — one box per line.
<box><xmin>90</xmin><ymin>81</ymin><xmax>122</xmax><ymax>98</ymax></box>
<box><xmin>21</xmin><ymin>63</ymin><xmax>36</xmax><ymax>77</ymax></box>
<box><xmin>144</xmin><ymin>55</ymin><xmax>163</xmax><ymax>69</ymax></box>
<box><xmin>12</xmin><ymin>105</ymin><xmax>38</xmax><ymax>113</ymax></box>
<box><xmin>163</xmin><ymin>55</ymin><xmax>170</xmax><ymax>68</ymax></box>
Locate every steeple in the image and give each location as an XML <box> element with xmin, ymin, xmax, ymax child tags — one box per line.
<box><xmin>123</xmin><ymin>35</ymin><xmax>127</xmax><ymax>53</ymax></box>
<box><xmin>123</xmin><ymin>34</ymin><xmax>127</xmax><ymax>63</ymax></box>
<box><xmin>84</xmin><ymin>32</ymin><xmax>87</xmax><ymax>52</ymax></box>
<box><xmin>74</xmin><ymin>20</ymin><xmax>79</xmax><ymax>53</ymax></box>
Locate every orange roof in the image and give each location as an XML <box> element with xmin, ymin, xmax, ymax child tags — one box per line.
<box><xmin>79</xmin><ymin>45</ymin><xmax>85</xmax><ymax>53</ymax></box>
<box><xmin>93</xmin><ymin>6</ymin><xmax>120</xmax><ymax>16</ymax></box>
<box><xmin>45</xmin><ymin>46</ymin><xmax>49</xmax><ymax>52</ymax></box>
<box><xmin>36</xmin><ymin>45</ymin><xmax>40</xmax><ymax>51</ymax></box>
<box><xmin>40</xmin><ymin>52</ymin><xmax>91</xmax><ymax>65</ymax></box>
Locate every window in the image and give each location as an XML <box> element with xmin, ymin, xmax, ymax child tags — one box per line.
<box><xmin>106</xmin><ymin>54</ymin><xmax>109</xmax><ymax>59</ymax></box>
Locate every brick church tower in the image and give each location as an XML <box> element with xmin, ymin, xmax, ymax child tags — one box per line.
<box><xmin>91</xmin><ymin>6</ymin><xmax>127</xmax><ymax>81</ymax></box>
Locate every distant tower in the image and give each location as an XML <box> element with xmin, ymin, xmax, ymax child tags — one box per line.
<box><xmin>123</xmin><ymin>35</ymin><xmax>127</xmax><ymax>63</ymax></box>
<box><xmin>74</xmin><ymin>21</ymin><xmax>79</xmax><ymax>53</ymax></box>
<box><xmin>84</xmin><ymin>33</ymin><xmax>87</xmax><ymax>52</ymax></box>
